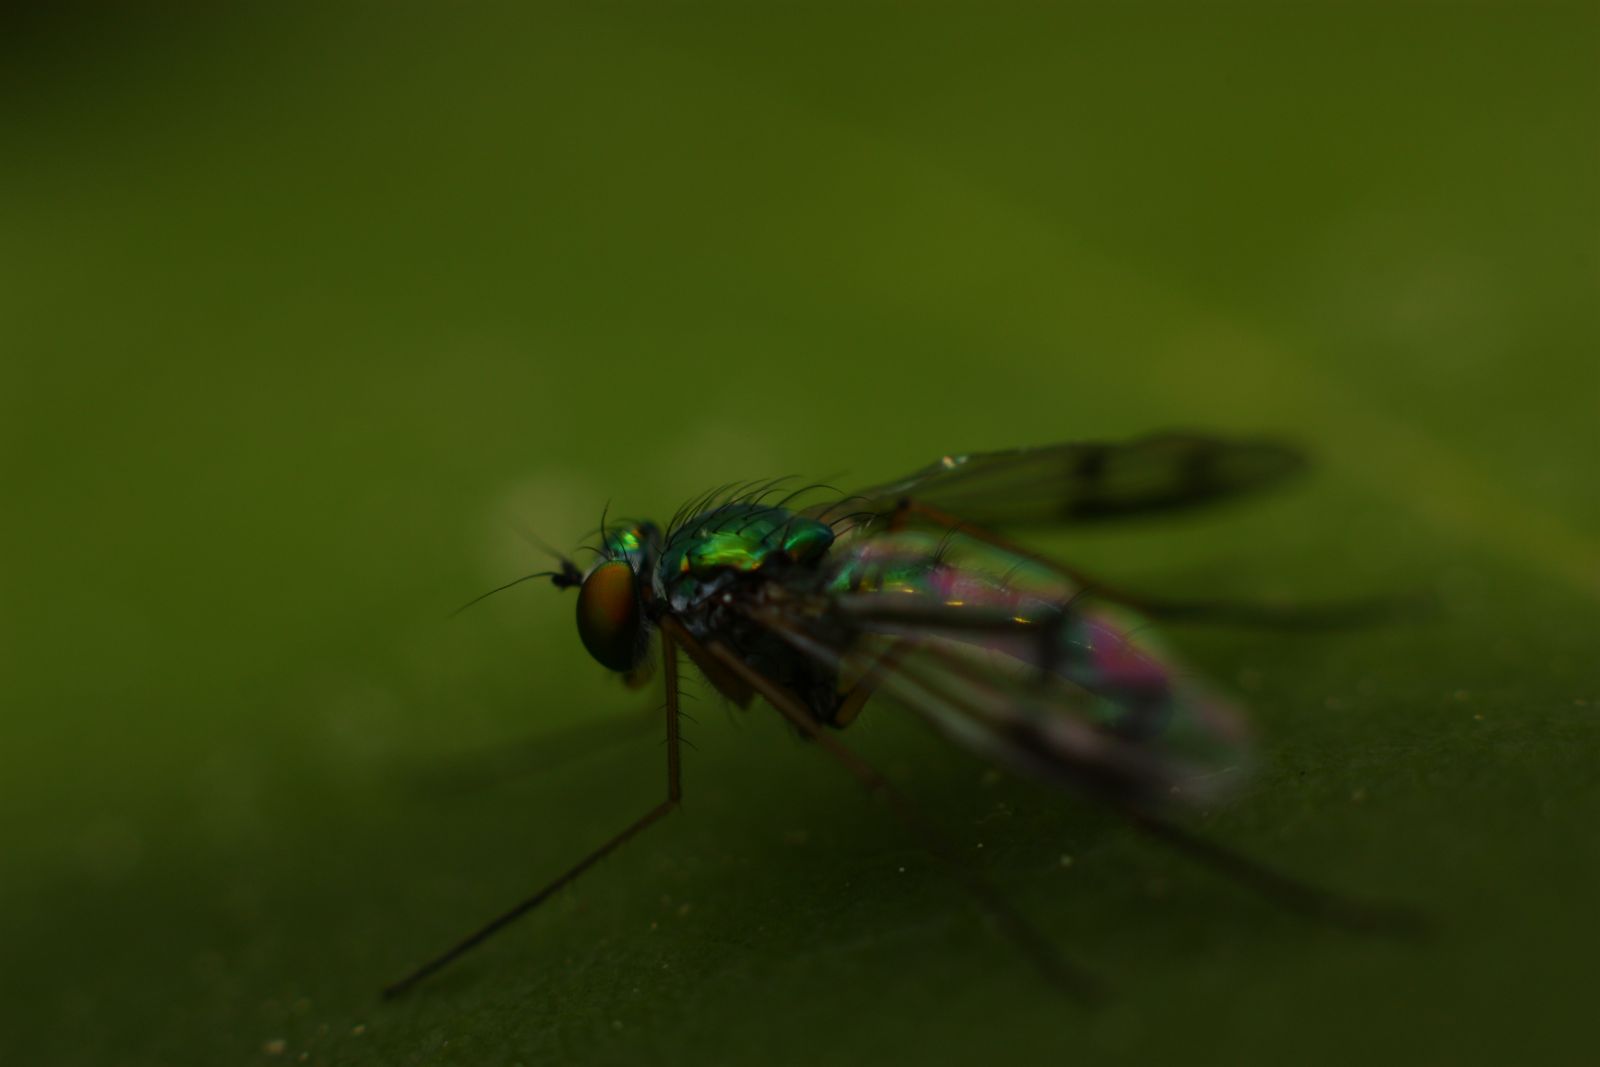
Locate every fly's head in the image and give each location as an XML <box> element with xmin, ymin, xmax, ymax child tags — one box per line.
<box><xmin>566</xmin><ymin>521</ymin><xmax>662</xmax><ymax>686</ymax></box>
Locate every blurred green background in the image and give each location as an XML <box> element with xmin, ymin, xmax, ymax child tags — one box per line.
<box><xmin>3</xmin><ymin>4</ymin><xmax>1596</xmax><ymax>1064</ymax></box>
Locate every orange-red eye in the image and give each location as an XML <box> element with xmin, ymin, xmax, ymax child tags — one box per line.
<box><xmin>575</xmin><ymin>561</ymin><xmax>642</xmax><ymax>671</ymax></box>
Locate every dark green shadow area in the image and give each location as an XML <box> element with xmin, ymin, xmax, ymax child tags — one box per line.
<box><xmin>2</xmin><ymin>4</ymin><xmax>1595</xmax><ymax>1064</ymax></box>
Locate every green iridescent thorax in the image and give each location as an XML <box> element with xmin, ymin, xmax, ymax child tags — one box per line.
<box><xmin>657</xmin><ymin>504</ymin><xmax>834</xmax><ymax>592</ymax></box>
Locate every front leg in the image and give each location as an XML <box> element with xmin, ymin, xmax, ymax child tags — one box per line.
<box><xmin>382</xmin><ymin>623</ymin><xmax>688</xmax><ymax>999</ymax></box>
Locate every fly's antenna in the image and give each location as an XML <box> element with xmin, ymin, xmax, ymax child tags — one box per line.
<box><xmin>450</xmin><ymin>561</ymin><xmax>583</xmax><ymax>618</ymax></box>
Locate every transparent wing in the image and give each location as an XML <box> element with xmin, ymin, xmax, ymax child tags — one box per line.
<box><xmin>743</xmin><ymin>530</ymin><xmax>1250</xmax><ymax>808</ymax></box>
<box><xmin>812</xmin><ymin>431</ymin><xmax>1304</xmax><ymax>531</ymax></box>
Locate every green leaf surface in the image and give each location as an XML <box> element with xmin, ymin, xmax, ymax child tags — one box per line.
<box><xmin>3</xmin><ymin>5</ymin><xmax>1596</xmax><ymax>1064</ymax></box>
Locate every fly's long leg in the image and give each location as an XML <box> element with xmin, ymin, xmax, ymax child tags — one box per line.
<box><xmin>890</xmin><ymin>498</ymin><xmax>1412</xmax><ymax>629</ymax></box>
<box><xmin>1126</xmin><ymin>811</ymin><xmax>1427</xmax><ymax>937</ymax></box>
<box><xmin>662</xmin><ymin>622</ymin><xmax>683</xmax><ymax>802</ymax></box>
<box><xmin>832</xmin><ymin>639</ymin><xmax>913</xmax><ymax>727</ymax></box>
<box><xmin>381</xmin><ymin>801</ymin><xmax>677</xmax><ymax>1000</ymax></box>
<box><xmin>658</xmin><ymin>618</ymin><xmax>1102</xmax><ymax>1002</ymax></box>
<box><xmin>381</xmin><ymin>628</ymin><xmax>686</xmax><ymax>1000</ymax></box>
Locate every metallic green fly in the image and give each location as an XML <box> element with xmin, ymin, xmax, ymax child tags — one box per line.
<box><xmin>385</xmin><ymin>432</ymin><xmax>1414</xmax><ymax>999</ymax></box>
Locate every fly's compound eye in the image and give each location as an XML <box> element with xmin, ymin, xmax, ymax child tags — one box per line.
<box><xmin>576</xmin><ymin>561</ymin><xmax>643</xmax><ymax>672</ymax></box>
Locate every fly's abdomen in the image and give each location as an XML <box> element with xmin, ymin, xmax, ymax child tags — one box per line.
<box><xmin>816</xmin><ymin>529</ymin><xmax>1248</xmax><ymax>799</ymax></box>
